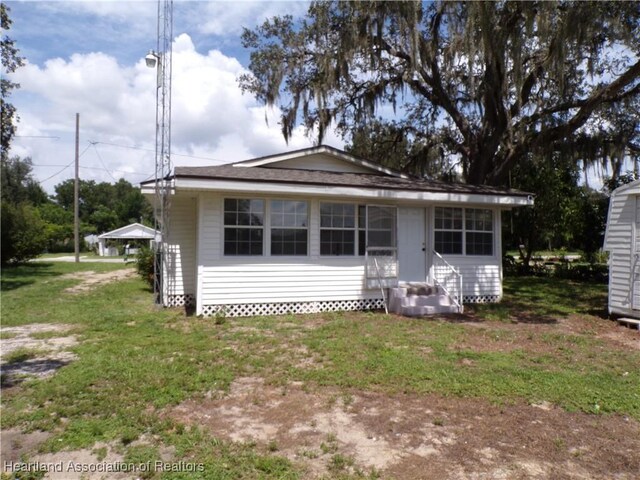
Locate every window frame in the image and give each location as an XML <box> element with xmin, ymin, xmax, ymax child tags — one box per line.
<box><xmin>269</xmin><ymin>199</ymin><xmax>309</xmax><ymax>256</ymax></box>
<box><xmin>319</xmin><ymin>202</ymin><xmax>357</xmax><ymax>256</ymax></box>
<box><xmin>223</xmin><ymin>198</ymin><xmax>265</xmax><ymax>256</ymax></box>
<box><xmin>433</xmin><ymin>207</ymin><xmax>495</xmax><ymax>257</ymax></box>
<box><xmin>465</xmin><ymin>208</ymin><xmax>494</xmax><ymax>256</ymax></box>
<box><xmin>222</xmin><ymin>197</ymin><xmax>311</xmax><ymax>257</ymax></box>
<box><xmin>434</xmin><ymin>206</ymin><xmax>464</xmax><ymax>255</ymax></box>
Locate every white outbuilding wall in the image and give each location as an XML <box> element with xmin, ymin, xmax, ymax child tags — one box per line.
<box><xmin>603</xmin><ymin>180</ymin><xmax>640</xmax><ymax>318</ymax></box>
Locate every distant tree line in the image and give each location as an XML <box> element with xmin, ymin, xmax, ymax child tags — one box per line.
<box><xmin>1</xmin><ymin>156</ymin><xmax>152</xmax><ymax>264</ymax></box>
<box><xmin>0</xmin><ymin>4</ymin><xmax>152</xmax><ymax>264</ymax></box>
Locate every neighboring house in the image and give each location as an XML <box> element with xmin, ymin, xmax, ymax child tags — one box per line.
<box><xmin>97</xmin><ymin>223</ymin><xmax>159</xmax><ymax>257</ymax></box>
<box><xmin>141</xmin><ymin>146</ymin><xmax>533</xmax><ymax>317</ymax></box>
<box><xmin>84</xmin><ymin>234</ymin><xmax>99</xmax><ymax>249</ymax></box>
<box><xmin>603</xmin><ymin>179</ymin><xmax>640</xmax><ymax>319</ymax></box>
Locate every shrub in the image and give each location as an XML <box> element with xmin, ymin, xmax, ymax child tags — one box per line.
<box><xmin>554</xmin><ymin>262</ymin><xmax>608</xmax><ymax>283</ymax></box>
<box><xmin>135</xmin><ymin>247</ymin><xmax>155</xmax><ymax>286</ymax></box>
<box><xmin>503</xmin><ymin>255</ymin><xmax>548</xmax><ymax>277</ymax></box>
<box><xmin>1</xmin><ymin>202</ymin><xmax>48</xmax><ymax>264</ymax></box>
<box><xmin>504</xmin><ymin>254</ymin><xmax>608</xmax><ymax>283</ymax></box>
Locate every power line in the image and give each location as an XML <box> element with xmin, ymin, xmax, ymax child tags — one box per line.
<box><xmin>32</xmin><ymin>163</ymin><xmax>150</xmax><ymax>177</ymax></box>
<box><xmin>37</xmin><ymin>143</ymin><xmax>91</xmax><ymax>184</ymax></box>
<box><xmin>37</xmin><ymin>160</ymin><xmax>74</xmax><ymax>184</ymax></box>
<box><xmin>90</xmin><ymin>142</ymin><xmax>118</xmax><ymax>182</ymax></box>
<box><xmin>88</xmin><ymin>140</ymin><xmax>230</xmax><ymax>164</ymax></box>
<box><xmin>15</xmin><ymin>135</ymin><xmax>60</xmax><ymax>139</ymax></box>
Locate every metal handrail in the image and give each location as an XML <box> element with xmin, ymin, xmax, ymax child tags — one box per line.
<box><xmin>432</xmin><ymin>250</ymin><xmax>463</xmax><ymax>311</ymax></box>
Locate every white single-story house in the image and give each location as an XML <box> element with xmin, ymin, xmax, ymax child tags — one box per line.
<box><xmin>141</xmin><ymin>146</ymin><xmax>533</xmax><ymax>317</ymax></box>
<box><xmin>603</xmin><ymin>179</ymin><xmax>640</xmax><ymax>319</ymax></box>
<box><xmin>97</xmin><ymin>223</ymin><xmax>159</xmax><ymax>257</ymax></box>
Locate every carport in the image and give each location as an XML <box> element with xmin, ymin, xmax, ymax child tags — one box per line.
<box><xmin>97</xmin><ymin>223</ymin><xmax>159</xmax><ymax>257</ymax></box>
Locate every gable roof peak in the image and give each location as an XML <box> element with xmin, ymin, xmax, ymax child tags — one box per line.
<box><xmin>231</xmin><ymin>145</ymin><xmax>408</xmax><ymax>178</ymax></box>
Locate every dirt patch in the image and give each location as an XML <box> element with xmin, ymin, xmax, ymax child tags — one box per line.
<box><xmin>445</xmin><ymin>312</ymin><xmax>640</xmax><ymax>354</ymax></box>
<box><xmin>599</xmin><ymin>330</ymin><xmax>640</xmax><ymax>350</ymax></box>
<box><xmin>1</xmin><ymin>428</ymin><xmax>53</xmax><ymax>464</ymax></box>
<box><xmin>61</xmin><ymin>268</ymin><xmax>136</xmax><ymax>294</ymax></box>
<box><xmin>1</xmin><ymin>433</ymin><xmax>177</xmax><ymax>480</ymax></box>
<box><xmin>168</xmin><ymin>378</ymin><xmax>640</xmax><ymax>479</ymax></box>
<box><xmin>23</xmin><ymin>444</ymin><xmax>129</xmax><ymax>480</ymax></box>
<box><xmin>0</xmin><ymin>323</ymin><xmax>78</xmax><ymax>387</ymax></box>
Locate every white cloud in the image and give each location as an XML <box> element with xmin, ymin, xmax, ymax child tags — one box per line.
<box><xmin>7</xmin><ymin>1</ymin><xmax>157</xmax><ymax>66</ymax></box>
<box><xmin>197</xmin><ymin>1</ymin><xmax>309</xmax><ymax>37</ymax></box>
<box><xmin>8</xmin><ymin>31</ymin><xmax>342</xmax><ymax>193</ymax></box>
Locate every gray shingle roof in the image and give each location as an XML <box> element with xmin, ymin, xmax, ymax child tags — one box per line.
<box><xmin>168</xmin><ymin>164</ymin><xmax>532</xmax><ymax>198</ymax></box>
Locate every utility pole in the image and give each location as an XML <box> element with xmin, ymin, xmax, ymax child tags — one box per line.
<box><xmin>74</xmin><ymin>113</ymin><xmax>80</xmax><ymax>263</ymax></box>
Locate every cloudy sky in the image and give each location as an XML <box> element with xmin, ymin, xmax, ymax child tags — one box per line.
<box><xmin>6</xmin><ymin>0</ymin><xmax>343</xmax><ymax>193</ymax></box>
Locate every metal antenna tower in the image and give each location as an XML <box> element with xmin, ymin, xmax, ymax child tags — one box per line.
<box><xmin>148</xmin><ymin>0</ymin><xmax>173</xmax><ymax>305</ymax></box>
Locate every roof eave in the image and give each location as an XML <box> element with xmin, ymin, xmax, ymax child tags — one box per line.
<box><xmin>170</xmin><ymin>177</ymin><xmax>534</xmax><ymax>206</ymax></box>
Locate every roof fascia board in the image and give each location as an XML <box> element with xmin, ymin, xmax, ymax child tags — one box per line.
<box><xmin>233</xmin><ymin>146</ymin><xmax>408</xmax><ymax>179</ymax></box>
<box><xmin>97</xmin><ymin>223</ymin><xmax>156</xmax><ymax>239</ymax></box>
<box><xmin>611</xmin><ymin>178</ymin><xmax>640</xmax><ymax>195</ymax></box>
<box><xmin>174</xmin><ymin>178</ymin><xmax>534</xmax><ymax>206</ymax></box>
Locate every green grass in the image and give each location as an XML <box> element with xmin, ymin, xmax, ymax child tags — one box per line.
<box><xmin>1</xmin><ymin>263</ymin><xmax>639</xmax><ymax>479</ymax></box>
<box><xmin>470</xmin><ymin>276</ymin><xmax>608</xmax><ymax>321</ymax></box>
<box><xmin>1</xmin><ymin>262</ymin><xmax>134</xmax><ymax>326</ymax></box>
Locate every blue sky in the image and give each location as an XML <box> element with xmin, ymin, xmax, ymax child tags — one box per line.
<box><xmin>5</xmin><ymin>0</ymin><xmax>341</xmax><ymax>193</ymax></box>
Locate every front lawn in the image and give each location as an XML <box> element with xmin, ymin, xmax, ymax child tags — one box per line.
<box><xmin>1</xmin><ymin>264</ymin><xmax>638</xmax><ymax>479</ymax></box>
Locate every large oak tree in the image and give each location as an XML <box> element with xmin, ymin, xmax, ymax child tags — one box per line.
<box><xmin>240</xmin><ymin>1</ymin><xmax>640</xmax><ymax>185</ymax></box>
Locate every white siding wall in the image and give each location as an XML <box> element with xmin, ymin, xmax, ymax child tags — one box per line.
<box><xmin>200</xmin><ymin>260</ymin><xmax>379</xmax><ymax>304</ymax></box>
<box><xmin>434</xmin><ymin>207</ymin><xmax>503</xmax><ymax>299</ymax></box>
<box><xmin>197</xmin><ymin>194</ymin><xmax>378</xmax><ymax>309</ymax></box>
<box><xmin>604</xmin><ymin>183</ymin><xmax>640</xmax><ymax>317</ymax></box>
<box><xmin>164</xmin><ymin>196</ymin><xmax>197</xmax><ymax>299</ymax></box>
<box><xmin>437</xmin><ymin>258</ymin><xmax>502</xmax><ymax>298</ymax></box>
<box><xmin>195</xmin><ymin>194</ymin><xmax>504</xmax><ymax>311</ymax></box>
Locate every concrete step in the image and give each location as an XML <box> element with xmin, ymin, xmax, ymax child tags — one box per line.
<box><xmin>395</xmin><ymin>283</ymin><xmax>445</xmax><ymax>296</ymax></box>
<box><xmin>396</xmin><ymin>293</ymin><xmax>452</xmax><ymax>308</ymax></box>
<box><xmin>617</xmin><ymin>318</ymin><xmax>640</xmax><ymax>330</ymax></box>
<box><xmin>389</xmin><ymin>284</ymin><xmax>461</xmax><ymax>316</ymax></box>
<box><xmin>401</xmin><ymin>304</ymin><xmax>461</xmax><ymax>317</ymax></box>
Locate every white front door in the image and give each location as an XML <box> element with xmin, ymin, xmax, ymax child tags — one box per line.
<box><xmin>398</xmin><ymin>207</ymin><xmax>426</xmax><ymax>283</ymax></box>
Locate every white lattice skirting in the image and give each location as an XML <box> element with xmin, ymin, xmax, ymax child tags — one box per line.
<box><xmin>166</xmin><ymin>294</ymin><xmax>195</xmax><ymax>308</ymax></box>
<box><xmin>463</xmin><ymin>294</ymin><xmax>501</xmax><ymax>304</ymax></box>
<box><xmin>201</xmin><ymin>298</ymin><xmax>385</xmax><ymax>318</ymax></box>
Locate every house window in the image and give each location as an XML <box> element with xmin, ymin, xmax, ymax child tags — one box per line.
<box><xmin>223</xmin><ymin>198</ymin><xmax>264</xmax><ymax>255</ymax></box>
<box><xmin>465</xmin><ymin>208</ymin><xmax>493</xmax><ymax>255</ymax></box>
<box><xmin>320</xmin><ymin>203</ymin><xmax>356</xmax><ymax>255</ymax></box>
<box><xmin>434</xmin><ymin>207</ymin><xmax>463</xmax><ymax>254</ymax></box>
<box><xmin>367</xmin><ymin>205</ymin><xmax>397</xmax><ymax>248</ymax></box>
<box><xmin>270</xmin><ymin>200</ymin><xmax>308</xmax><ymax>256</ymax></box>
<box><xmin>434</xmin><ymin>207</ymin><xmax>494</xmax><ymax>256</ymax></box>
